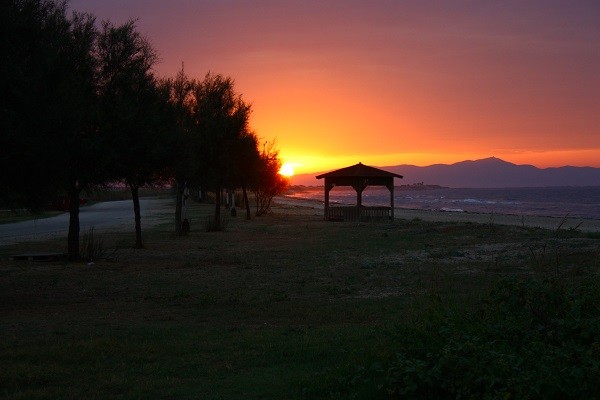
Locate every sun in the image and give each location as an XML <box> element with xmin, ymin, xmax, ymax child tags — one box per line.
<box><xmin>279</xmin><ymin>163</ymin><xmax>295</xmax><ymax>177</ymax></box>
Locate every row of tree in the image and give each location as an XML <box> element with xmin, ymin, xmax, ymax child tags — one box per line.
<box><xmin>1</xmin><ymin>0</ymin><xmax>288</xmax><ymax>260</ymax></box>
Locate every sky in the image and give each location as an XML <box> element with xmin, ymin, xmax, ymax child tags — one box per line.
<box><xmin>69</xmin><ymin>0</ymin><xmax>600</xmax><ymax>174</ymax></box>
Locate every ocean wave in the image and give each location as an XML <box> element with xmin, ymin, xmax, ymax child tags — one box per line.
<box><xmin>455</xmin><ymin>198</ymin><xmax>496</xmax><ymax>205</ymax></box>
<box><xmin>285</xmin><ymin>186</ymin><xmax>600</xmax><ymax>219</ymax></box>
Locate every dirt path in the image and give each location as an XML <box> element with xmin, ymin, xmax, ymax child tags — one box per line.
<box><xmin>0</xmin><ymin>197</ymin><xmax>173</xmax><ymax>246</ymax></box>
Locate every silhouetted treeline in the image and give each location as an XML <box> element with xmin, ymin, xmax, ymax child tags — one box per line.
<box><xmin>1</xmin><ymin>0</ymin><xmax>287</xmax><ymax>260</ymax></box>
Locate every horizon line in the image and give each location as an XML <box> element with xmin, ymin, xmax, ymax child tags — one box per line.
<box><xmin>291</xmin><ymin>156</ymin><xmax>600</xmax><ymax>176</ymax></box>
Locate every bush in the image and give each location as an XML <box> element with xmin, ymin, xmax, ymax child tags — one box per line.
<box><xmin>81</xmin><ymin>227</ymin><xmax>105</xmax><ymax>262</ymax></box>
<box><xmin>381</xmin><ymin>276</ymin><xmax>600</xmax><ymax>399</ymax></box>
<box><xmin>204</xmin><ymin>215</ymin><xmax>228</xmax><ymax>232</ymax></box>
<box><xmin>325</xmin><ymin>275</ymin><xmax>600</xmax><ymax>399</ymax></box>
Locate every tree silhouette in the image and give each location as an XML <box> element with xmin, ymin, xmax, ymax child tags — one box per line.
<box><xmin>252</xmin><ymin>141</ymin><xmax>289</xmax><ymax>216</ymax></box>
<box><xmin>61</xmin><ymin>12</ymin><xmax>106</xmax><ymax>261</ymax></box>
<box><xmin>165</xmin><ymin>66</ymin><xmax>198</xmax><ymax>235</ymax></box>
<box><xmin>192</xmin><ymin>73</ymin><xmax>252</xmax><ymax>229</ymax></box>
<box><xmin>1</xmin><ymin>0</ymin><xmax>65</xmax><ymax>210</ymax></box>
<box><xmin>1</xmin><ymin>0</ymin><xmax>107</xmax><ymax>260</ymax></box>
<box><xmin>2</xmin><ymin>0</ymin><xmax>281</xmax><ymax>255</ymax></box>
<box><xmin>231</xmin><ymin>130</ymin><xmax>261</xmax><ymax>219</ymax></box>
<box><xmin>96</xmin><ymin>20</ymin><xmax>172</xmax><ymax>248</ymax></box>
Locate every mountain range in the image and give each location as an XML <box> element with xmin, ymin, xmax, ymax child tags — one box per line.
<box><xmin>291</xmin><ymin>157</ymin><xmax>600</xmax><ymax>188</ymax></box>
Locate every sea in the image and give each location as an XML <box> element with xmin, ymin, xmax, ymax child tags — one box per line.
<box><xmin>285</xmin><ymin>186</ymin><xmax>600</xmax><ymax>220</ymax></box>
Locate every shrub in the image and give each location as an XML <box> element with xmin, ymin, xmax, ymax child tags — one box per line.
<box><xmin>81</xmin><ymin>227</ymin><xmax>105</xmax><ymax>262</ymax></box>
<box><xmin>326</xmin><ymin>275</ymin><xmax>600</xmax><ymax>399</ymax></box>
<box><xmin>204</xmin><ymin>215</ymin><xmax>228</xmax><ymax>232</ymax></box>
<box><xmin>381</xmin><ymin>276</ymin><xmax>600</xmax><ymax>399</ymax></box>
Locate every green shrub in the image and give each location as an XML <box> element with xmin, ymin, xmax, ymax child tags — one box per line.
<box><xmin>81</xmin><ymin>227</ymin><xmax>105</xmax><ymax>262</ymax></box>
<box><xmin>383</xmin><ymin>276</ymin><xmax>600</xmax><ymax>399</ymax></box>
<box><xmin>204</xmin><ymin>215</ymin><xmax>228</xmax><ymax>232</ymax></box>
<box><xmin>328</xmin><ymin>275</ymin><xmax>600</xmax><ymax>399</ymax></box>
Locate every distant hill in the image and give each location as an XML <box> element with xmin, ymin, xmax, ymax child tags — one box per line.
<box><xmin>291</xmin><ymin>157</ymin><xmax>600</xmax><ymax>188</ymax></box>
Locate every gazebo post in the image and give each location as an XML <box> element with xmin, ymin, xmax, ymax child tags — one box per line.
<box><xmin>389</xmin><ymin>181</ymin><xmax>395</xmax><ymax>220</ymax></box>
<box><xmin>356</xmin><ymin>181</ymin><xmax>362</xmax><ymax>221</ymax></box>
<box><xmin>353</xmin><ymin>179</ymin><xmax>365</xmax><ymax>221</ymax></box>
<box><xmin>323</xmin><ymin>179</ymin><xmax>331</xmax><ymax>220</ymax></box>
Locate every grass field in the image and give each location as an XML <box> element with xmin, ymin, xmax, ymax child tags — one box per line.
<box><xmin>1</xmin><ymin>200</ymin><xmax>599</xmax><ymax>399</ymax></box>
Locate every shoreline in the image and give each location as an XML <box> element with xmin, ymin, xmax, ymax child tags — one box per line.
<box><xmin>275</xmin><ymin>196</ymin><xmax>600</xmax><ymax>232</ymax></box>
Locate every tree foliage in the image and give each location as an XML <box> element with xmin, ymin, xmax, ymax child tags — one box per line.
<box><xmin>192</xmin><ymin>73</ymin><xmax>253</xmax><ymax>228</ymax></box>
<box><xmin>1</xmin><ymin>1</ymin><xmax>173</xmax><ymax>256</ymax></box>
<box><xmin>1</xmin><ymin>0</ymin><xmax>106</xmax><ymax>260</ymax></box>
<box><xmin>96</xmin><ymin>20</ymin><xmax>173</xmax><ymax>248</ymax></box>
<box><xmin>1</xmin><ymin>0</ymin><xmax>97</xmax><ymax>210</ymax></box>
<box><xmin>252</xmin><ymin>141</ymin><xmax>289</xmax><ymax>216</ymax></box>
<box><xmin>165</xmin><ymin>67</ymin><xmax>198</xmax><ymax>235</ymax></box>
<box><xmin>2</xmin><ymin>0</ymin><xmax>287</xmax><ymax>258</ymax></box>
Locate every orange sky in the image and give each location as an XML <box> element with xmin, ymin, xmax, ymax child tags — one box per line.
<box><xmin>70</xmin><ymin>0</ymin><xmax>600</xmax><ymax>173</ymax></box>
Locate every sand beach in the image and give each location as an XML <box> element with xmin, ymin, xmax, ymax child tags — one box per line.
<box><xmin>275</xmin><ymin>196</ymin><xmax>600</xmax><ymax>232</ymax></box>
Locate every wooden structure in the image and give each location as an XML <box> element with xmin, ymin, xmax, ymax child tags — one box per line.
<box><xmin>316</xmin><ymin>163</ymin><xmax>403</xmax><ymax>221</ymax></box>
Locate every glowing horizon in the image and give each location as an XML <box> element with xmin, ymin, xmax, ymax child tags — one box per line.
<box><xmin>279</xmin><ymin>148</ymin><xmax>600</xmax><ymax>175</ymax></box>
<box><xmin>69</xmin><ymin>1</ymin><xmax>600</xmax><ymax>172</ymax></box>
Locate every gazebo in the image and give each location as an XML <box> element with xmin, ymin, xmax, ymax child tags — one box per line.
<box><xmin>316</xmin><ymin>163</ymin><xmax>403</xmax><ymax>221</ymax></box>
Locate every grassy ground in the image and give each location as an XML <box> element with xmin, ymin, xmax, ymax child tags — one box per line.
<box><xmin>1</xmin><ymin>200</ymin><xmax>598</xmax><ymax>399</ymax></box>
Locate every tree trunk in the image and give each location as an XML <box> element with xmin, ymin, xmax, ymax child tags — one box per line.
<box><xmin>242</xmin><ymin>184</ymin><xmax>251</xmax><ymax>220</ymax></box>
<box><xmin>131</xmin><ymin>185</ymin><xmax>143</xmax><ymax>248</ymax></box>
<box><xmin>214</xmin><ymin>186</ymin><xmax>221</xmax><ymax>229</ymax></box>
<box><xmin>67</xmin><ymin>188</ymin><xmax>81</xmax><ymax>262</ymax></box>
<box><xmin>175</xmin><ymin>180</ymin><xmax>185</xmax><ymax>235</ymax></box>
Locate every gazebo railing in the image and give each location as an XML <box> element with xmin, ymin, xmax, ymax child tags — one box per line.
<box><xmin>327</xmin><ymin>206</ymin><xmax>391</xmax><ymax>221</ymax></box>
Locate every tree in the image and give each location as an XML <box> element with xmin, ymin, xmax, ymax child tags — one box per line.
<box><xmin>231</xmin><ymin>130</ymin><xmax>261</xmax><ymax>219</ymax></box>
<box><xmin>0</xmin><ymin>0</ymin><xmax>62</xmax><ymax>210</ymax></box>
<box><xmin>192</xmin><ymin>73</ymin><xmax>252</xmax><ymax>229</ymax></box>
<box><xmin>1</xmin><ymin>0</ymin><xmax>106</xmax><ymax>260</ymax></box>
<box><xmin>61</xmin><ymin>12</ymin><xmax>106</xmax><ymax>261</ymax></box>
<box><xmin>96</xmin><ymin>20</ymin><xmax>172</xmax><ymax>248</ymax></box>
<box><xmin>251</xmin><ymin>141</ymin><xmax>289</xmax><ymax>216</ymax></box>
<box><xmin>166</xmin><ymin>66</ymin><xmax>197</xmax><ymax>235</ymax></box>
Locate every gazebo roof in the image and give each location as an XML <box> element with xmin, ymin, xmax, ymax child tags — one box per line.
<box><xmin>315</xmin><ymin>162</ymin><xmax>403</xmax><ymax>180</ymax></box>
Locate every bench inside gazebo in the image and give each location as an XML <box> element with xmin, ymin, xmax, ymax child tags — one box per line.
<box><xmin>316</xmin><ymin>163</ymin><xmax>403</xmax><ymax>222</ymax></box>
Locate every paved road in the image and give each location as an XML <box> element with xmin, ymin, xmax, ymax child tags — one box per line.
<box><xmin>0</xmin><ymin>197</ymin><xmax>173</xmax><ymax>246</ymax></box>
